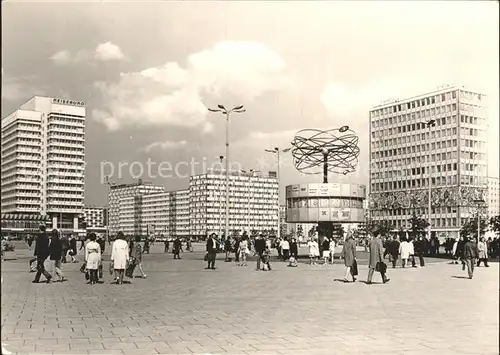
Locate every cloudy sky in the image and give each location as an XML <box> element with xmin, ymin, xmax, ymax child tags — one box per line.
<box><xmin>2</xmin><ymin>1</ymin><xmax>499</xmax><ymax>206</ymax></box>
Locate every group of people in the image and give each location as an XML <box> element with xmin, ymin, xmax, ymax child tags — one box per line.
<box><xmin>29</xmin><ymin>226</ymin><xmax>148</xmax><ymax>285</ymax></box>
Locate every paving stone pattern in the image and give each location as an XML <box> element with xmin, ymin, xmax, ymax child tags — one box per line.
<box><xmin>1</xmin><ymin>244</ymin><xmax>498</xmax><ymax>355</ymax></box>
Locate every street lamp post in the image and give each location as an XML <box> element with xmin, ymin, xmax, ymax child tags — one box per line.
<box><xmin>218</xmin><ymin>156</ymin><xmax>224</xmax><ymax>239</ymax></box>
<box><xmin>425</xmin><ymin>119</ymin><xmax>436</xmax><ymax>241</ymax></box>
<box><xmin>241</xmin><ymin>169</ymin><xmax>260</xmax><ymax>235</ymax></box>
<box><xmin>265</xmin><ymin>147</ymin><xmax>291</xmax><ymax>241</ymax></box>
<box><xmin>473</xmin><ymin>198</ymin><xmax>485</xmax><ymax>243</ymax></box>
<box><xmin>208</xmin><ymin>105</ymin><xmax>245</xmax><ymax>241</ymax></box>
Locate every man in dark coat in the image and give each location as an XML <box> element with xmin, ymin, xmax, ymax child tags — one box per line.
<box><xmin>463</xmin><ymin>236</ymin><xmax>479</xmax><ymax>279</ymax></box>
<box><xmin>173</xmin><ymin>237</ymin><xmax>182</xmax><ymax>259</ymax></box>
<box><xmin>60</xmin><ymin>235</ymin><xmax>70</xmax><ymax>263</ymax></box>
<box><xmin>33</xmin><ymin>225</ymin><xmax>52</xmax><ymax>283</ymax></box>
<box><xmin>289</xmin><ymin>238</ymin><xmax>299</xmax><ymax>259</ymax></box>
<box><xmin>254</xmin><ymin>234</ymin><xmax>266</xmax><ymax>271</ymax></box>
<box><xmin>205</xmin><ymin>233</ymin><xmax>217</xmax><ymax>270</ymax></box>
<box><xmin>414</xmin><ymin>236</ymin><xmax>426</xmax><ymax>267</ymax></box>
<box><xmin>69</xmin><ymin>235</ymin><xmax>78</xmax><ymax>263</ymax></box>
<box><xmin>384</xmin><ymin>235</ymin><xmax>400</xmax><ymax>268</ymax></box>
<box><xmin>367</xmin><ymin>233</ymin><xmax>390</xmax><ymax>284</ymax></box>
<box><xmin>341</xmin><ymin>235</ymin><xmax>357</xmax><ymax>282</ymax></box>
<box><xmin>49</xmin><ymin>229</ymin><xmax>65</xmax><ymax>281</ymax></box>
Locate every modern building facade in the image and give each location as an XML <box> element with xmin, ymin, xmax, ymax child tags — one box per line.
<box><xmin>487</xmin><ymin>177</ymin><xmax>499</xmax><ymax>219</ymax></box>
<box><xmin>1</xmin><ymin>96</ymin><xmax>86</xmax><ymax>234</ymax></box>
<box><xmin>107</xmin><ymin>179</ymin><xmax>165</xmax><ymax>235</ymax></box>
<box><xmin>117</xmin><ymin>189</ymin><xmax>190</xmax><ymax>237</ymax></box>
<box><xmin>83</xmin><ymin>206</ymin><xmax>108</xmax><ymax>229</ymax></box>
<box><xmin>369</xmin><ymin>86</ymin><xmax>488</xmax><ymax>239</ymax></box>
<box><xmin>109</xmin><ymin>171</ymin><xmax>279</xmax><ymax>238</ymax></box>
<box><xmin>190</xmin><ymin>170</ymin><xmax>279</xmax><ymax>237</ymax></box>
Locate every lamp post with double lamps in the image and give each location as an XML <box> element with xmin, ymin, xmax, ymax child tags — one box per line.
<box><xmin>208</xmin><ymin>105</ymin><xmax>246</xmax><ymax>240</ymax></box>
<box><xmin>265</xmin><ymin>147</ymin><xmax>291</xmax><ymax>241</ymax></box>
<box><xmin>425</xmin><ymin>119</ymin><xmax>436</xmax><ymax>240</ymax></box>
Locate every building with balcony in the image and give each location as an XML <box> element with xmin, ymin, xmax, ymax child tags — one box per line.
<box><xmin>487</xmin><ymin>177</ymin><xmax>499</xmax><ymax>219</ymax></box>
<box><xmin>83</xmin><ymin>206</ymin><xmax>108</xmax><ymax>229</ymax></box>
<box><xmin>107</xmin><ymin>179</ymin><xmax>165</xmax><ymax>235</ymax></box>
<box><xmin>1</xmin><ymin>96</ymin><xmax>86</xmax><ymax>234</ymax></box>
<box><xmin>109</xmin><ymin>171</ymin><xmax>279</xmax><ymax>238</ymax></box>
<box><xmin>369</xmin><ymin>86</ymin><xmax>488</xmax><ymax>239</ymax></box>
<box><xmin>190</xmin><ymin>170</ymin><xmax>279</xmax><ymax>237</ymax></box>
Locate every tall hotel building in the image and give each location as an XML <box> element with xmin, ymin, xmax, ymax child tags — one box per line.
<box><xmin>1</xmin><ymin>96</ymin><xmax>86</xmax><ymax>232</ymax></box>
<box><xmin>369</xmin><ymin>86</ymin><xmax>488</xmax><ymax>239</ymax></box>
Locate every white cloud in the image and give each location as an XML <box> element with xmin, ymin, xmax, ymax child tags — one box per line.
<box><xmin>142</xmin><ymin>140</ymin><xmax>188</xmax><ymax>153</ymax></box>
<box><xmin>50</xmin><ymin>50</ymin><xmax>73</xmax><ymax>65</ymax></box>
<box><xmin>95</xmin><ymin>42</ymin><xmax>124</xmax><ymax>61</ymax></box>
<box><xmin>50</xmin><ymin>42</ymin><xmax>124</xmax><ymax>66</ymax></box>
<box><xmin>92</xmin><ymin>41</ymin><xmax>288</xmax><ymax>131</ymax></box>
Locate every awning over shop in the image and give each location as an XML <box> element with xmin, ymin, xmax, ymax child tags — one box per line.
<box><xmin>1</xmin><ymin>214</ymin><xmax>51</xmax><ymax>222</ymax></box>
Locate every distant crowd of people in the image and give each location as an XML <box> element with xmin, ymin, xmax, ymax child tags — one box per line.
<box><xmin>21</xmin><ymin>224</ymin><xmax>496</xmax><ymax>286</ymax></box>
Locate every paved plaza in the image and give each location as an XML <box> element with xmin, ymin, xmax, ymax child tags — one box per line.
<box><xmin>1</xmin><ymin>244</ymin><xmax>498</xmax><ymax>355</ymax></box>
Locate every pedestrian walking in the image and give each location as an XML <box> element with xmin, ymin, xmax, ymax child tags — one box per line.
<box><xmin>329</xmin><ymin>237</ymin><xmax>336</xmax><ymax>264</ymax></box>
<box><xmin>307</xmin><ymin>237</ymin><xmax>319</xmax><ymax>265</ymax></box>
<box><xmin>131</xmin><ymin>235</ymin><xmax>147</xmax><ymax>278</ymax></box>
<box><xmin>173</xmin><ymin>236</ymin><xmax>182</xmax><ymax>259</ymax></box>
<box><xmin>341</xmin><ymin>235</ymin><xmax>357</xmax><ymax>282</ymax></box>
<box><xmin>399</xmin><ymin>236</ymin><xmax>411</xmax><ymax>268</ymax></box>
<box><xmin>224</xmin><ymin>237</ymin><xmax>233</xmax><ymax>262</ymax></box>
<box><xmin>463</xmin><ymin>236</ymin><xmax>478</xmax><ymax>279</ymax></box>
<box><xmin>60</xmin><ymin>235</ymin><xmax>70</xmax><ymax>263</ymax></box>
<box><xmin>205</xmin><ymin>233</ymin><xmax>217</xmax><ymax>270</ymax></box>
<box><xmin>238</xmin><ymin>236</ymin><xmax>249</xmax><ymax>266</ymax></box>
<box><xmin>385</xmin><ymin>235</ymin><xmax>400</xmax><ymax>268</ymax></box>
<box><xmin>111</xmin><ymin>232</ymin><xmax>129</xmax><ymax>284</ymax></box>
<box><xmin>69</xmin><ymin>236</ymin><xmax>78</xmax><ymax>263</ymax></box>
<box><xmin>27</xmin><ymin>235</ymin><xmax>34</xmax><ymax>252</ymax></box>
<box><xmin>49</xmin><ymin>229</ymin><xmax>65</xmax><ymax>282</ymax></box>
<box><xmin>367</xmin><ymin>233</ymin><xmax>390</xmax><ymax>284</ymax></box>
<box><xmin>164</xmin><ymin>237</ymin><xmax>169</xmax><ymax>253</ymax></box>
<box><xmin>254</xmin><ymin>234</ymin><xmax>266</xmax><ymax>271</ymax></box>
<box><xmin>477</xmin><ymin>237</ymin><xmax>489</xmax><ymax>267</ymax></box>
<box><xmin>32</xmin><ymin>225</ymin><xmax>52</xmax><ymax>284</ymax></box>
<box><xmin>85</xmin><ymin>233</ymin><xmax>101</xmax><ymax>285</ymax></box>
<box><xmin>290</xmin><ymin>238</ymin><xmax>299</xmax><ymax>260</ymax></box>
<box><xmin>281</xmin><ymin>238</ymin><xmax>290</xmax><ymax>261</ymax></box>
<box><xmin>321</xmin><ymin>237</ymin><xmax>330</xmax><ymax>265</ymax></box>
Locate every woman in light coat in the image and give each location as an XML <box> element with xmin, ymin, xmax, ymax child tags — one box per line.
<box><xmin>111</xmin><ymin>232</ymin><xmax>129</xmax><ymax>284</ymax></box>
<box><xmin>307</xmin><ymin>237</ymin><xmax>319</xmax><ymax>265</ymax></box>
<box><xmin>399</xmin><ymin>236</ymin><xmax>412</xmax><ymax>268</ymax></box>
<box><xmin>329</xmin><ymin>238</ymin><xmax>336</xmax><ymax>264</ymax></box>
<box><xmin>238</xmin><ymin>236</ymin><xmax>249</xmax><ymax>267</ymax></box>
<box><xmin>477</xmin><ymin>237</ymin><xmax>489</xmax><ymax>267</ymax></box>
<box><xmin>85</xmin><ymin>233</ymin><xmax>101</xmax><ymax>285</ymax></box>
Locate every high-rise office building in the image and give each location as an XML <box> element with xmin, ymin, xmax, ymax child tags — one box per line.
<box><xmin>369</xmin><ymin>86</ymin><xmax>488</xmax><ymax>239</ymax></box>
<box><xmin>189</xmin><ymin>170</ymin><xmax>279</xmax><ymax>237</ymax></box>
<box><xmin>107</xmin><ymin>179</ymin><xmax>165</xmax><ymax>235</ymax></box>
<box><xmin>487</xmin><ymin>177</ymin><xmax>499</xmax><ymax>219</ymax></box>
<box><xmin>1</xmin><ymin>96</ymin><xmax>86</xmax><ymax>232</ymax></box>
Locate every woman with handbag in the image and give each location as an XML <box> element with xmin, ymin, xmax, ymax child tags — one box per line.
<box><xmin>85</xmin><ymin>233</ymin><xmax>101</xmax><ymax>285</ymax></box>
